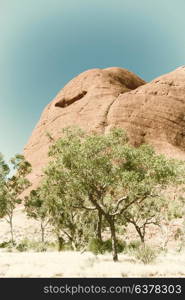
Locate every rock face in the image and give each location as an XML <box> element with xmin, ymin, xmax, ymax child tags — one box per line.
<box><xmin>24</xmin><ymin>67</ymin><xmax>145</xmax><ymax>187</ymax></box>
<box><xmin>24</xmin><ymin>66</ymin><xmax>185</xmax><ymax>189</ymax></box>
<box><xmin>107</xmin><ymin>66</ymin><xmax>185</xmax><ymax>159</ymax></box>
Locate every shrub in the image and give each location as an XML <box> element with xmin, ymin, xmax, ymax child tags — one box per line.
<box><xmin>33</xmin><ymin>242</ymin><xmax>47</xmax><ymax>252</ymax></box>
<box><xmin>88</xmin><ymin>238</ymin><xmax>126</xmax><ymax>254</ymax></box>
<box><xmin>117</xmin><ymin>240</ymin><xmax>127</xmax><ymax>253</ymax></box>
<box><xmin>0</xmin><ymin>241</ymin><xmax>12</xmax><ymax>248</ymax></box>
<box><xmin>127</xmin><ymin>240</ymin><xmax>142</xmax><ymax>251</ymax></box>
<box><xmin>174</xmin><ymin>228</ymin><xmax>184</xmax><ymax>241</ymax></box>
<box><xmin>16</xmin><ymin>239</ymin><xmax>30</xmax><ymax>252</ymax></box>
<box><xmin>134</xmin><ymin>245</ymin><xmax>157</xmax><ymax>264</ymax></box>
<box><xmin>16</xmin><ymin>239</ymin><xmax>48</xmax><ymax>252</ymax></box>
<box><xmin>62</xmin><ymin>242</ymin><xmax>74</xmax><ymax>251</ymax></box>
<box><xmin>88</xmin><ymin>238</ymin><xmax>103</xmax><ymax>254</ymax></box>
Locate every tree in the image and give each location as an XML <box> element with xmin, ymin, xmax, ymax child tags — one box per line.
<box><xmin>25</xmin><ymin>188</ymin><xmax>50</xmax><ymax>243</ymax></box>
<box><xmin>43</xmin><ymin>127</ymin><xmax>184</xmax><ymax>261</ymax></box>
<box><xmin>123</xmin><ymin>196</ymin><xmax>166</xmax><ymax>243</ymax></box>
<box><xmin>39</xmin><ymin>176</ymin><xmax>97</xmax><ymax>251</ymax></box>
<box><xmin>0</xmin><ymin>153</ymin><xmax>10</xmax><ymax>219</ymax></box>
<box><xmin>0</xmin><ymin>154</ymin><xmax>31</xmax><ymax>244</ymax></box>
<box><xmin>156</xmin><ymin>187</ymin><xmax>185</xmax><ymax>250</ymax></box>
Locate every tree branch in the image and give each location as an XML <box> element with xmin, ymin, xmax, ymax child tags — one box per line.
<box><xmin>61</xmin><ymin>230</ymin><xmax>72</xmax><ymax>240</ymax></box>
<box><xmin>112</xmin><ymin>193</ymin><xmax>149</xmax><ymax>216</ymax></box>
<box><xmin>72</xmin><ymin>205</ymin><xmax>96</xmax><ymax>211</ymax></box>
<box><xmin>113</xmin><ymin>196</ymin><xmax>128</xmax><ymax>214</ymax></box>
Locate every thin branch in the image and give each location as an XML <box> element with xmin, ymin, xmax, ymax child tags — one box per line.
<box><xmin>113</xmin><ymin>196</ymin><xmax>128</xmax><ymax>213</ymax></box>
<box><xmin>112</xmin><ymin>193</ymin><xmax>149</xmax><ymax>216</ymax></box>
<box><xmin>144</xmin><ymin>220</ymin><xmax>160</xmax><ymax>227</ymax></box>
<box><xmin>72</xmin><ymin>205</ymin><xmax>96</xmax><ymax>211</ymax></box>
<box><xmin>61</xmin><ymin>230</ymin><xmax>72</xmax><ymax>240</ymax></box>
<box><xmin>5</xmin><ymin>217</ymin><xmax>10</xmax><ymax>224</ymax></box>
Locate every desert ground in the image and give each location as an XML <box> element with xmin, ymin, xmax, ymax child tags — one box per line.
<box><xmin>0</xmin><ymin>250</ymin><xmax>185</xmax><ymax>278</ymax></box>
<box><xmin>0</xmin><ymin>206</ymin><xmax>185</xmax><ymax>278</ymax></box>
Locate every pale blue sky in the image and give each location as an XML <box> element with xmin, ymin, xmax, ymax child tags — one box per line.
<box><xmin>0</xmin><ymin>0</ymin><xmax>185</xmax><ymax>163</ymax></box>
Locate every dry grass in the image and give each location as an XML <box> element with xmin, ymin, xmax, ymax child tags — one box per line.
<box><xmin>0</xmin><ymin>207</ymin><xmax>185</xmax><ymax>278</ymax></box>
<box><xmin>0</xmin><ymin>250</ymin><xmax>185</xmax><ymax>278</ymax></box>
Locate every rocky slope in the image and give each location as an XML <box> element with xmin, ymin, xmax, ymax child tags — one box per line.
<box><xmin>24</xmin><ymin>66</ymin><xmax>185</xmax><ymax>189</ymax></box>
<box><xmin>107</xmin><ymin>66</ymin><xmax>185</xmax><ymax>158</ymax></box>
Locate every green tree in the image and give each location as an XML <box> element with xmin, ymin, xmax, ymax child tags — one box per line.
<box><xmin>39</xmin><ymin>177</ymin><xmax>97</xmax><ymax>251</ymax></box>
<box><xmin>25</xmin><ymin>188</ymin><xmax>50</xmax><ymax>243</ymax></box>
<box><xmin>123</xmin><ymin>196</ymin><xmax>166</xmax><ymax>243</ymax></box>
<box><xmin>0</xmin><ymin>154</ymin><xmax>31</xmax><ymax>244</ymax></box>
<box><xmin>0</xmin><ymin>153</ymin><xmax>10</xmax><ymax>218</ymax></box>
<box><xmin>43</xmin><ymin>128</ymin><xmax>183</xmax><ymax>261</ymax></box>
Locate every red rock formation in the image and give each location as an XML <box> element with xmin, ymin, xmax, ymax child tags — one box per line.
<box><xmin>107</xmin><ymin>66</ymin><xmax>185</xmax><ymax>159</ymax></box>
<box><xmin>24</xmin><ymin>67</ymin><xmax>145</xmax><ymax>187</ymax></box>
<box><xmin>24</xmin><ymin>66</ymin><xmax>185</xmax><ymax>189</ymax></box>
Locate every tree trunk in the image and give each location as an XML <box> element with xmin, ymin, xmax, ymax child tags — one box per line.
<box><xmin>57</xmin><ymin>235</ymin><xmax>64</xmax><ymax>251</ymax></box>
<box><xmin>71</xmin><ymin>241</ymin><xmax>77</xmax><ymax>251</ymax></box>
<box><xmin>108</xmin><ymin>216</ymin><xmax>118</xmax><ymax>262</ymax></box>
<box><xmin>41</xmin><ymin>221</ymin><xmax>45</xmax><ymax>243</ymax></box>
<box><xmin>9</xmin><ymin>215</ymin><xmax>14</xmax><ymax>245</ymax></box>
<box><xmin>97</xmin><ymin>211</ymin><xmax>103</xmax><ymax>242</ymax></box>
<box><xmin>135</xmin><ymin>226</ymin><xmax>145</xmax><ymax>244</ymax></box>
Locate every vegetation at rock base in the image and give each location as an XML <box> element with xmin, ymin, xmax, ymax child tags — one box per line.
<box><xmin>25</xmin><ymin>188</ymin><xmax>50</xmax><ymax>243</ymax></box>
<box><xmin>1</xmin><ymin>128</ymin><xmax>185</xmax><ymax>263</ymax></box>
<box><xmin>31</xmin><ymin>127</ymin><xmax>184</xmax><ymax>261</ymax></box>
<box><xmin>0</xmin><ymin>154</ymin><xmax>31</xmax><ymax>244</ymax></box>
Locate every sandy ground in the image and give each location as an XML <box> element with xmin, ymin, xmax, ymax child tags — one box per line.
<box><xmin>0</xmin><ymin>206</ymin><xmax>185</xmax><ymax>278</ymax></box>
<box><xmin>0</xmin><ymin>206</ymin><xmax>47</xmax><ymax>243</ymax></box>
<box><xmin>0</xmin><ymin>250</ymin><xmax>185</xmax><ymax>278</ymax></box>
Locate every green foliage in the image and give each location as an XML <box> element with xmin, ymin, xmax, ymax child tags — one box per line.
<box><xmin>25</xmin><ymin>188</ymin><xmax>50</xmax><ymax>243</ymax></box>
<box><xmin>40</xmin><ymin>127</ymin><xmax>184</xmax><ymax>261</ymax></box>
<box><xmin>166</xmin><ymin>197</ymin><xmax>185</xmax><ymax>220</ymax></box>
<box><xmin>127</xmin><ymin>240</ymin><xmax>142</xmax><ymax>251</ymax></box>
<box><xmin>38</xmin><ymin>173</ymin><xmax>98</xmax><ymax>250</ymax></box>
<box><xmin>134</xmin><ymin>245</ymin><xmax>158</xmax><ymax>264</ymax></box>
<box><xmin>88</xmin><ymin>238</ymin><xmax>103</xmax><ymax>254</ymax></box>
<box><xmin>16</xmin><ymin>239</ymin><xmax>30</xmax><ymax>252</ymax></box>
<box><xmin>0</xmin><ymin>153</ymin><xmax>31</xmax><ymax>243</ymax></box>
<box><xmin>88</xmin><ymin>238</ymin><xmax>126</xmax><ymax>255</ymax></box>
<box><xmin>116</xmin><ymin>239</ymin><xmax>127</xmax><ymax>253</ymax></box>
<box><xmin>16</xmin><ymin>239</ymin><xmax>49</xmax><ymax>252</ymax></box>
<box><xmin>0</xmin><ymin>153</ymin><xmax>9</xmax><ymax>218</ymax></box>
<box><xmin>0</xmin><ymin>241</ymin><xmax>12</xmax><ymax>248</ymax></box>
<box><xmin>0</xmin><ymin>153</ymin><xmax>10</xmax><ymax>178</ymax></box>
<box><xmin>62</xmin><ymin>242</ymin><xmax>74</xmax><ymax>251</ymax></box>
<box><xmin>174</xmin><ymin>228</ymin><xmax>184</xmax><ymax>240</ymax></box>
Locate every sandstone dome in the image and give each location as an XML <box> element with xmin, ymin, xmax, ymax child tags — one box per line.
<box><xmin>24</xmin><ymin>66</ymin><xmax>185</xmax><ymax>189</ymax></box>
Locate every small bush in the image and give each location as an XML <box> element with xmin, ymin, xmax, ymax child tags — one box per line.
<box><xmin>134</xmin><ymin>245</ymin><xmax>157</xmax><ymax>264</ymax></box>
<box><xmin>88</xmin><ymin>238</ymin><xmax>103</xmax><ymax>254</ymax></box>
<box><xmin>34</xmin><ymin>242</ymin><xmax>47</xmax><ymax>252</ymax></box>
<box><xmin>127</xmin><ymin>240</ymin><xmax>142</xmax><ymax>251</ymax></box>
<box><xmin>101</xmin><ymin>239</ymin><xmax>112</xmax><ymax>253</ymax></box>
<box><xmin>16</xmin><ymin>239</ymin><xmax>30</xmax><ymax>252</ymax></box>
<box><xmin>117</xmin><ymin>240</ymin><xmax>127</xmax><ymax>253</ymax></box>
<box><xmin>174</xmin><ymin>228</ymin><xmax>184</xmax><ymax>241</ymax></box>
<box><xmin>88</xmin><ymin>238</ymin><xmax>126</xmax><ymax>254</ymax></box>
<box><xmin>62</xmin><ymin>242</ymin><xmax>74</xmax><ymax>251</ymax></box>
<box><xmin>16</xmin><ymin>239</ymin><xmax>48</xmax><ymax>252</ymax></box>
<box><xmin>0</xmin><ymin>241</ymin><xmax>12</xmax><ymax>248</ymax></box>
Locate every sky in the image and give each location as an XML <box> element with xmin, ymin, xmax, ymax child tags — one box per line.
<box><xmin>0</xmin><ymin>0</ymin><xmax>185</xmax><ymax>165</ymax></box>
